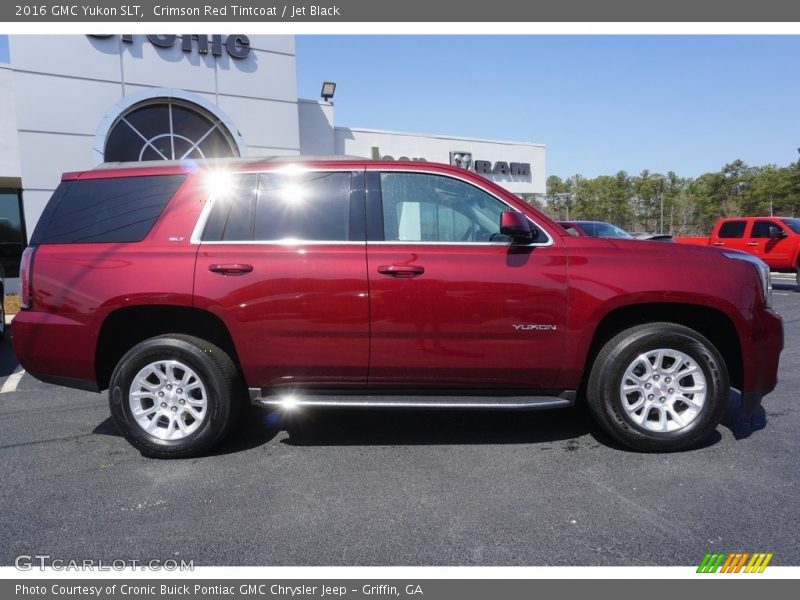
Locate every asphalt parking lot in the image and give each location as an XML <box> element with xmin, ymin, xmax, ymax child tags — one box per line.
<box><xmin>1</xmin><ymin>278</ymin><xmax>798</xmax><ymax>567</ymax></box>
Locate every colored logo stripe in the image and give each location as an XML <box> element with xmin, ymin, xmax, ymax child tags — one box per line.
<box><xmin>745</xmin><ymin>553</ymin><xmax>773</xmax><ymax>573</ymax></box>
<box><xmin>697</xmin><ymin>553</ymin><xmax>726</xmax><ymax>573</ymax></box>
<box><xmin>697</xmin><ymin>552</ymin><xmax>773</xmax><ymax>573</ymax></box>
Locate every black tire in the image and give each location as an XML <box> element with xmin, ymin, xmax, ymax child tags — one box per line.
<box><xmin>586</xmin><ymin>322</ymin><xmax>729</xmax><ymax>452</ymax></box>
<box><xmin>109</xmin><ymin>334</ymin><xmax>242</xmax><ymax>459</ymax></box>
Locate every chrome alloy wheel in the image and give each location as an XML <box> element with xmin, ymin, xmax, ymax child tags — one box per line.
<box><xmin>619</xmin><ymin>349</ymin><xmax>707</xmax><ymax>432</ymax></box>
<box><xmin>129</xmin><ymin>360</ymin><xmax>208</xmax><ymax>440</ymax></box>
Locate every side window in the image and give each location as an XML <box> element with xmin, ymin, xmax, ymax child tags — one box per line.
<box><xmin>32</xmin><ymin>174</ymin><xmax>185</xmax><ymax>244</ymax></box>
<box><xmin>561</xmin><ymin>224</ymin><xmax>580</xmax><ymax>237</ymax></box>
<box><xmin>255</xmin><ymin>171</ymin><xmax>351</xmax><ymax>241</ymax></box>
<box><xmin>202</xmin><ymin>174</ymin><xmax>258</xmax><ymax>241</ymax></box>
<box><xmin>750</xmin><ymin>220</ymin><xmax>778</xmax><ymax>239</ymax></box>
<box><xmin>717</xmin><ymin>220</ymin><xmax>747</xmax><ymax>239</ymax></box>
<box><xmin>380</xmin><ymin>172</ymin><xmax>508</xmax><ymax>242</ymax></box>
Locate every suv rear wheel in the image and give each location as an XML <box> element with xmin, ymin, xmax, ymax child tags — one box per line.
<box><xmin>109</xmin><ymin>334</ymin><xmax>241</xmax><ymax>458</ymax></box>
<box><xmin>587</xmin><ymin>322</ymin><xmax>729</xmax><ymax>452</ymax></box>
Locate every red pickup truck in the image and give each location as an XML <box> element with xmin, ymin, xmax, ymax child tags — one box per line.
<box><xmin>11</xmin><ymin>158</ymin><xmax>784</xmax><ymax>458</ymax></box>
<box><xmin>675</xmin><ymin>217</ymin><xmax>800</xmax><ymax>284</ymax></box>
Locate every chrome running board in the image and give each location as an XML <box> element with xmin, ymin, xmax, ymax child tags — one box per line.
<box><xmin>248</xmin><ymin>389</ymin><xmax>575</xmax><ymax>410</ymax></box>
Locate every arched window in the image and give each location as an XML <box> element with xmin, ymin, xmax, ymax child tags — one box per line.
<box><xmin>104</xmin><ymin>99</ymin><xmax>239</xmax><ymax>162</ymax></box>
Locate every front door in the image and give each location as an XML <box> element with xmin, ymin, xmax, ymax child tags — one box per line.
<box><xmin>748</xmin><ymin>219</ymin><xmax>792</xmax><ymax>269</ymax></box>
<box><xmin>365</xmin><ymin>169</ymin><xmax>568</xmax><ymax>390</ymax></box>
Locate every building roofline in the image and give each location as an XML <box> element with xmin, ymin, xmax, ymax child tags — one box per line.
<box><xmin>334</xmin><ymin>126</ymin><xmax>545</xmax><ymax>148</ymax></box>
<box><xmin>93</xmin><ymin>155</ymin><xmax>369</xmax><ymax>171</ymax></box>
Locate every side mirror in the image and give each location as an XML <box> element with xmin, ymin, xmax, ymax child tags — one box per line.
<box><xmin>768</xmin><ymin>225</ymin><xmax>787</xmax><ymax>239</ymax></box>
<box><xmin>500</xmin><ymin>211</ymin><xmax>537</xmax><ymax>244</ymax></box>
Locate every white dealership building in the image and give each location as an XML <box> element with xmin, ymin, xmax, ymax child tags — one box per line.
<box><xmin>0</xmin><ymin>34</ymin><xmax>546</xmax><ymax>282</ymax></box>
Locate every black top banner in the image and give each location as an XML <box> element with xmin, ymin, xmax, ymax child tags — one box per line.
<box><xmin>4</xmin><ymin>0</ymin><xmax>800</xmax><ymax>22</ymax></box>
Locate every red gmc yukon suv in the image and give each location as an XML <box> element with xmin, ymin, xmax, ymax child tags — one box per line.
<box><xmin>12</xmin><ymin>158</ymin><xmax>783</xmax><ymax>458</ymax></box>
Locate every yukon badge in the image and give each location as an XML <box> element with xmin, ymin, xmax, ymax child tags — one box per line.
<box><xmin>513</xmin><ymin>324</ymin><xmax>558</xmax><ymax>331</ymax></box>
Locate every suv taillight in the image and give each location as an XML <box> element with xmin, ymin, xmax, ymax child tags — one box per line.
<box><xmin>19</xmin><ymin>246</ymin><xmax>36</xmax><ymax>310</ymax></box>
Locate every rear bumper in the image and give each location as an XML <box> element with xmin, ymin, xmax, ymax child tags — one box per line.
<box><xmin>11</xmin><ymin>310</ymin><xmax>98</xmax><ymax>386</ymax></box>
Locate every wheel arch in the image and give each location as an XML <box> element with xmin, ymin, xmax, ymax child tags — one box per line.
<box><xmin>95</xmin><ymin>305</ymin><xmax>241</xmax><ymax>391</ymax></box>
<box><xmin>580</xmin><ymin>303</ymin><xmax>743</xmax><ymax>394</ymax></box>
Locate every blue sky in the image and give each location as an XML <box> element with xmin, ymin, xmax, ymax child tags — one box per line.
<box><xmin>2</xmin><ymin>35</ymin><xmax>799</xmax><ymax>179</ymax></box>
<box><xmin>296</xmin><ymin>36</ymin><xmax>800</xmax><ymax>179</ymax></box>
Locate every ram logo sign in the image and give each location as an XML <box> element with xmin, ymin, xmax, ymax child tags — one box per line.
<box><xmin>450</xmin><ymin>151</ymin><xmax>531</xmax><ymax>176</ymax></box>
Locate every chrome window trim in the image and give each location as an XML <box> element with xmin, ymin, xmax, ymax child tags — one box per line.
<box><xmin>190</xmin><ymin>199</ymin><xmax>215</xmax><ymax>244</ymax></box>
<box><xmin>197</xmin><ymin>240</ymin><xmax>367</xmax><ymax>246</ymax></box>
<box><xmin>189</xmin><ymin>164</ymin><xmax>555</xmax><ymax>248</ymax></box>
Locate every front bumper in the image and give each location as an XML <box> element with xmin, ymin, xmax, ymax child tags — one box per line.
<box><xmin>740</xmin><ymin>308</ymin><xmax>784</xmax><ymax>417</ymax></box>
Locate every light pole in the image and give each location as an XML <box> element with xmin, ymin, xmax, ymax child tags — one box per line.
<box><xmin>652</xmin><ymin>174</ymin><xmax>666</xmax><ymax>234</ymax></box>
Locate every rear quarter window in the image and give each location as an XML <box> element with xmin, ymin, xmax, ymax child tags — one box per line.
<box><xmin>717</xmin><ymin>220</ymin><xmax>747</xmax><ymax>239</ymax></box>
<box><xmin>30</xmin><ymin>174</ymin><xmax>186</xmax><ymax>244</ymax></box>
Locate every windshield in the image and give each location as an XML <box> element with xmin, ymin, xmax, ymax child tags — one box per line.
<box><xmin>780</xmin><ymin>218</ymin><xmax>800</xmax><ymax>234</ymax></box>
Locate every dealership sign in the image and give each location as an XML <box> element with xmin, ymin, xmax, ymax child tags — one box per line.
<box><xmin>450</xmin><ymin>151</ymin><xmax>530</xmax><ymax>176</ymax></box>
<box><xmin>370</xmin><ymin>146</ymin><xmax>530</xmax><ymax>177</ymax></box>
<box><xmin>88</xmin><ymin>34</ymin><xmax>252</xmax><ymax>59</ymax></box>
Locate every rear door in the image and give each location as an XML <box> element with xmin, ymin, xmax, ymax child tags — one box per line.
<box><xmin>712</xmin><ymin>219</ymin><xmax>748</xmax><ymax>251</ymax></box>
<box><xmin>365</xmin><ymin>168</ymin><xmax>568</xmax><ymax>389</ymax></box>
<box><xmin>193</xmin><ymin>168</ymin><xmax>369</xmax><ymax>389</ymax></box>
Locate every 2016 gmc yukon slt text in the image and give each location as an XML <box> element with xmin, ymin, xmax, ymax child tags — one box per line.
<box><xmin>12</xmin><ymin>158</ymin><xmax>784</xmax><ymax>458</ymax></box>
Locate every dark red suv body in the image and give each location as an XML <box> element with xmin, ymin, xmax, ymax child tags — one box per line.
<box><xmin>12</xmin><ymin>158</ymin><xmax>783</xmax><ymax>457</ymax></box>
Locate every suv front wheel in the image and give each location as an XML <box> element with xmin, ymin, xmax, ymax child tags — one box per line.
<box><xmin>587</xmin><ymin>322</ymin><xmax>729</xmax><ymax>452</ymax></box>
<box><xmin>109</xmin><ymin>334</ymin><xmax>241</xmax><ymax>458</ymax></box>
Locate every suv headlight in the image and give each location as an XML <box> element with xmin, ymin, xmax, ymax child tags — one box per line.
<box><xmin>723</xmin><ymin>251</ymin><xmax>772</xmax><ymax>308</ymax></box>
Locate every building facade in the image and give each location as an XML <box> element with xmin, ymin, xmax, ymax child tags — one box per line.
<box><xmin>0</xmin><ymin>34</ymin><xmax>546</xmax><ymax>283</ymax></box>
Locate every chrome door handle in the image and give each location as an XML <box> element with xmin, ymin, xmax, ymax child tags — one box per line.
<box><xmin>209</xmin><ymin>263</ymin><xmax>253</xmax><ymax>275</ymax></box>
<box><xmin>377</xmin><ymin>265</ymin><xmax>425</xmax><ymax>278</ymax></box>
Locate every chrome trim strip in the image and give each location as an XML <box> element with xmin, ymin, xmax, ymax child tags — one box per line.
<box><xmin>190</xmin><ymin>199</ymin><xmax>215</xmax><ymax>245</ymax></box>
<box><xmin>366</xmin><ymin>241</ymin><xmax>537</xmax><ymax>247</ymax></box>
<box><xmin>197</xmin><ymin>240</ymin><xmax>367</xmax><ymax>246</ymax></box>
<box><xmin>248</xmin><ymin>389</ymin><xmax>572</xmax><ymax>410</ymax></box>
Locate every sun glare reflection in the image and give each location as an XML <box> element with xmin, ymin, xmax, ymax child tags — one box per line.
<box><xmin>280</xmin><ymin>182</ymin><xmax>305</xmax><ymax>206</ymax></box>
<box><xmin>203</xmin><ymin>170</ymin><xmax>236</xmax><ymax>201</ymax></box>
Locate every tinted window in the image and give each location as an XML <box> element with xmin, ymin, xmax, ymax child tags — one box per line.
<box><xmin>380</xmin><ymin>173</ymin><xmax>507</xmax><ymax>242</ymax></box>
<box><xmin>0</xmin><ymin>189</ymin><xmax>26</xmax><ymax>277</ymax></box>
<box><xmin>254</xmin><ymin>172</ymin><xmax>351</xmax><ymax>241</ymax></box>
<box><xmin>717</xmin><ymin>220</ymin><xmax>746</xmax><ymax>239</ymax></box>
<box><xmin>781</xmin><ymin>218</ymin><xmax>800</xmax><ymax>234</ymax></box>
<box><xmin>751</xmin><ymin>220</ymin><xmax>780</xmax><ymax>238</ymax></box>
<box><xmin>32</xmin><ymin>175</ymin><xmax>185</xmax><ymax>244</ymax></box>
<box><xmin>561</xmin><ymin>223</ymin><xmax>580</xmax><ymax>236</ymax></box>
<box><xmin>201</xmin><ymin>174</ymin><xmax>258</xmax><ymax>241</ymax></box>
<box><xmin>591</xmin><ymin>222</ymin><xmax>634</xmax><ymax>239</ymax></box>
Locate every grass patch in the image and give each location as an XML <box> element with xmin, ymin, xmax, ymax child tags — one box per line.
<box><xmin>4</xmin><ymin>294</ymin><xmax>20</xmax><ymax>316</ymax></box>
